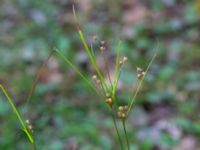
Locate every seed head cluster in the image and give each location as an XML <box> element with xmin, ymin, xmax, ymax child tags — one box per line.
<box><xmin>119</xmin><ymin>56</ymin><xmax>128</xmax><ymax>66</ymax></box>
<box><xmin>26</xmin><ymin>120</ymin><xmax>33</xmax><ymax>133</ymax></box>
<box><xmin>92</xmin><ymin>75</ymin><xmax>101</xmax><ymax>85</ymax></box>
<box><xmin>118</xmin><ymin>105</ymin><xmax>128</xmax><ymax>120</ymax></box>
<box><xmin>90</xmin><ymin>39</ymin><xmax>150</xmax><ymax>124</ymax></box>
<box><xmin>100</xmin><ymin>41</ymin><xmax>106</xmax><ymax>52</ymax></box>
<box><xmin>137</xmin><ymin>67</ymin><xmax>146</xmax><ymax>79</ymax></box>
<box><xmin>105</xmin><ymin>92</ymin><xmax>113</xmax><ymax>105</ymax></box>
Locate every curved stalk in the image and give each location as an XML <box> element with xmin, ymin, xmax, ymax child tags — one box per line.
<box><xmin>0</xmin><ymin>84</ymin><xmax>34</xmax><ymax>145</ymax></box>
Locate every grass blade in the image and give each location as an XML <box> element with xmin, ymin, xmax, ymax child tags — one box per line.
<box><xmin>0</xmin><ymin>84</ymin><xmax>34</xmax><ymax>144</ymax></box>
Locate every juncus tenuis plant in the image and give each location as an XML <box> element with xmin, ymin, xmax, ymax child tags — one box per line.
<box><xmin>0</xmin><ymin>4</ymin><xmax>157</xmax><ymax>150</ymax></box>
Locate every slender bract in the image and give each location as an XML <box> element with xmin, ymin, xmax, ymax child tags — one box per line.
<box><xmin>0</xmin><ymin>84</ymin><xmax>34</xmax><ymax>144</ymax></box>
<box><xmin>26</xmin><ymin>50</ymin><xmax>55</xmax><ymax>104</ymax></box>
<box><xmin>73</xmin><ymin>5</ymin><xmax>107</xmax><ymax>92</ymax></box>
<box><xmin>54</xmin><ymin>49</ymin><xmax>100</xmax><ymax>96</ymax></box>
<box><xmin>127</xmin><ymin>53</ymin><xmax>157</xmax><ymax>115</ymax></box>
<box><xmin>113</xmin><ymin>40</ymin><xmax>122</xmax><ymax>97</ymax></box>
<box><xmin>78</xmin><ymin>30</ymin><xmax>108</xmax><ymax>93</ymax></box>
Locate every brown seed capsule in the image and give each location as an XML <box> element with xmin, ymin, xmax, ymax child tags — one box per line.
<box><xmin>118</xmin><ymin>106</ymin><xmax>123</xmax><ymax>111</ymax></box>
<box><xmin>119</xmin><ymin>56</ymin><xmax>128</xmax><ymax>66</ymax></box>
<box><xmin>100</xmin><ymin>41</ymin><xmax>105</xmax><ymax>45</ymax></box>
<box><xmin>96</xmin><ymin>79</ymin><xmax>101</xmax><ymax>85</ymax></box>
<box><xmin>123</xmin><ymin>57</ymin><xmax>127</xmax><ymax>62</ymax></box>
<box><xmin>137</xmin><ymin>67</ymin><xmax>145</xmax><ymax>79</ymax></box>
<box><xmin>106</xmin><ymin>93</ymin><xmax>110</xmax><ymax>98</ymax></box>
<box><xmin>106</xmin><ymin>98</ymin><xmax>113</xmax><ymax>105</ymax></box>
<box><xmin>100</xmin><ymin>46</ymin><xmax>105</xmax><ymax>51</ymax></box>
<box><xmin>137</xmin><ymin>67</ymin><xmax>142</xmax><ymax>72</ymax></box>
<box><xmin>118</xmin><ymin>105</ymin><xmax>128</xmax><ymax>120</ymax></box>
<box><xmin>92</xmin><ymin>75</ymin><xmax>97</xmax><ymax>80</ymax></box>
<box><xmin>92</xmin><ymin>35</ymin><xmax>97</xmax><ymax>41</ymax></box>
<box><xmin>137</xmin><ymin>74</ymin><xmax>141</xmax><ymax>79</ymax></box>
<box><xmin>28</xmin><ymin>125</ymin><xmax>33</xmax><ymax>130</ymax></box>
<box><xmin>119</xmin><ymin>60</ymin><xmax>123</xmax><ymax>66</ymax></box>
<box><xmin>26</xmin><ymin>120</ymin><xmax>30</xmax><ymax>124</ymax></box>
<box><xmin>121</xmin><ymin>113</ymin><xmax>126</xmax><ymax>119</ymax></box>
<box><xmin>124</xmin><ymin>105</ymin><xmax>128</xmax><ymax>111</ymax></box>
<box><xmin>118</xmin><ymin>111</ymin><xmax>122</xmax><ymax>118</ymax></box>
<box><xmin>108</xmin><ymin>98</ymin><xmax>112</xmax><ymax>102</ymax></box>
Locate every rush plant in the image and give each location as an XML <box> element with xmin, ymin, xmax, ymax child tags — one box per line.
<box><xmin>0</xmin><ymin>7</ymin><xmax>157</xmax><ymax>150</ymax></box>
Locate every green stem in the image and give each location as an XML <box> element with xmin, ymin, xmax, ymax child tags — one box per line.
<box><xmin>33</xmin><ymin>142</ymin><xmax>37</xmax><ymax>150</ymax></box>
<box><xmin>101</xmin><ymin>51</ymin><xmax>113</xmax><ymax>92</ymax></box>
<box><xmin>107</xmin><ymin>106</ymin><xmax>124</xmax><ymax>150</ymax></box>
<box><xmin>122</xmin><ymin>121</ymin><xmax>130</xmax><ymax>150</ymax></box>
<box><xmin>111</xmin><ymin>113</ymin><xmax>124</xmax><ymax>150</ymax></box>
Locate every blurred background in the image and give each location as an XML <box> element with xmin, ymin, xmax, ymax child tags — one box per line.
<box><xmin>0</xmin><ymin>0</ymin><xmax>200</xmax><ymax>149</ymax></box>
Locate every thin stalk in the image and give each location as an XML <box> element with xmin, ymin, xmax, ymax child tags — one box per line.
<box><xmin>108</xmin><ymin>106</ymin><xmax>124</xmax><ymax>150</ymax></box>
<box><xmin>98</xmin><ymin>79</ymin><xmax>107</xmax><ymax>97</ymax></box>
<box><xmin>122</xmin><ymin>121</ymin><xmax>130</xmax><ymax>150</ymax></box>
<box><xmin>129</xmin><ymin>78</ymin><xmax>139</xmax><ymax>101</ymax></box>
<box><xmin>113</xmin><ymin>40</ymin><xmax>122</xmax><ymax>97</ymax></box>
<box><xmin>90</xmin><ymin>44</ymin><xmax>95</xmax><ymax>57</ymax></box>
<box><xmin>115</xmin><ymin>67</ymin><xmax>122</xmax><ymax>93</ymax></box>
<box><xmin>111</xmin><ymin>67</ymin><xmax>122</xmax><ymax>109</ymax></box>
<box><xmin>98</xmin><ymin>81</ymin><xmax>107</xmax><ymax>97</ymax></box>
<box><xmin>101</xmin><ymin>50</ymin><xmax>113</xmax><ymax>92</ymax></box>
<box><xmin>26</xmin><ymin>50</ymin><xmax>55</xmax><ymax>104</ymax></box>
<box><xmin>112</xmin><ymin>115</ymin><xmax>124</xmax><ymax>150</ymax></box>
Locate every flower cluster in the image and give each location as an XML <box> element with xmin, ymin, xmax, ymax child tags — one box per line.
<box><xmin>137</xmin><ymin>67</ymin><xmax>145</xmax><ymax>79</ymax></box>
<box><xmin>117</xmin><ymin>105</ymin><xmax>128</xmax><ymax>120</ymax></box>
<box><xmin>26</xmin><ymin>120</ymin><xmax>33</xmax><ymax>133</ymax></box>
<box><xmin>119</xmin><ymin>56</ymin><xmax>128</xmax><ymax>66</ymax></box>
